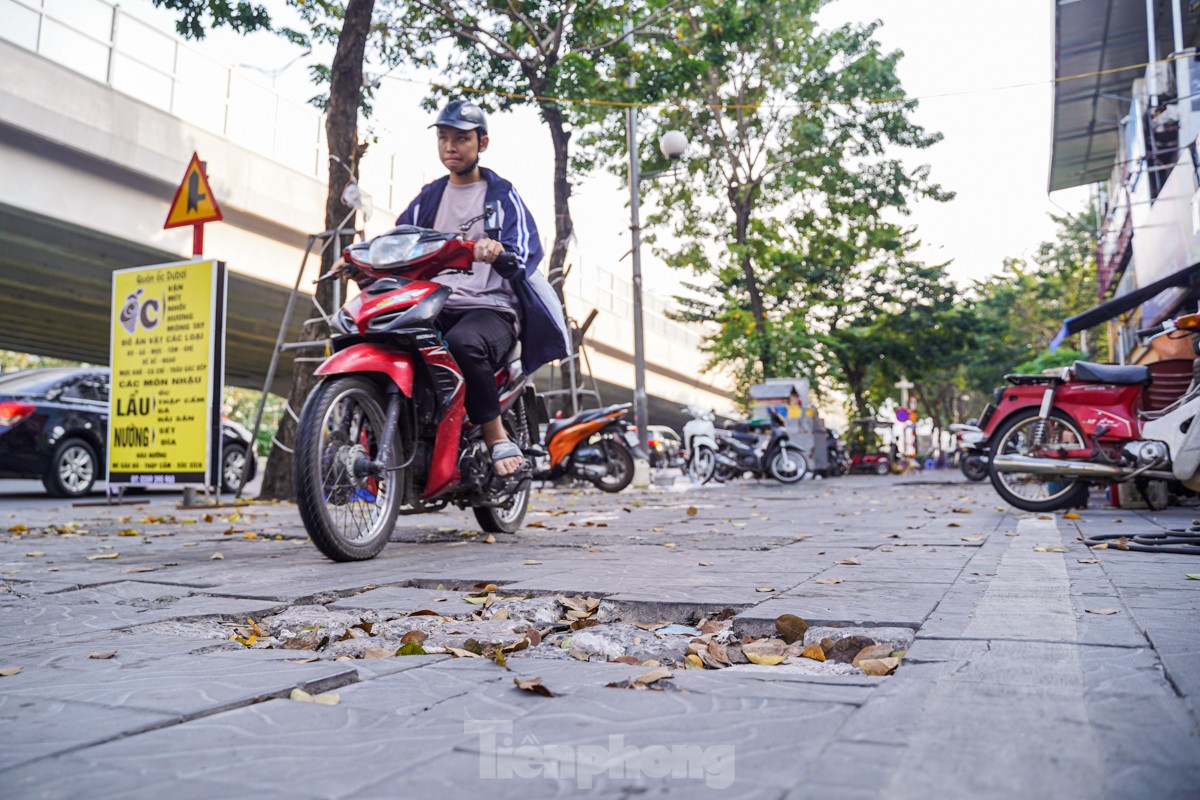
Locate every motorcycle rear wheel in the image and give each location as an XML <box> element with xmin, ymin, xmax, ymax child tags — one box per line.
<box><xmin>988</xmin><ymin>409</ymin><xmax>1090</xmax><ymax>512</ymax></box>
<box><xmin>960</xmin><ymin>454</ymin><xmax>989</xmax><ymax>482</ymax></box>
<box><xmin>474</xmin><ymin>401</ymin><xmax>532</xmax><ymax>533</ymax></box>
<box><xmin>294</xmin><ymin>377</ymin><xmax>401</xmax><ymax>562</ymax></box>
<box><xmin>591</xmin><ymin>434</ymin><xmax>634</xmax><ymax>493</ymax></box>
<box><xmin>768</xmin><ymin>446</ymin><xmax>808</xmax><ymax>484</ymax></box>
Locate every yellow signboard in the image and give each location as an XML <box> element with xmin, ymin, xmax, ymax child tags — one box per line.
<box><xmin>164</xmin><ymin>153</ymin><xmax>223</xmax><ymax>229</ymax></box>
<box><xmin>108</xmin><ymin>259</ymin><xmax>227</xmax><ymax>486</ymax></box>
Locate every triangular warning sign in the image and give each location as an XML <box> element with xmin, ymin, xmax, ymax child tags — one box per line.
<box><xmin>164</xmin><ymin>153</ymin><xmax>223</xmax><ymax>229</ymax></box>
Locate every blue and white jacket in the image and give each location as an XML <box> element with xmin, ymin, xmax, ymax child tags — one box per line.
<box><xmin>396</xmin><ymin>168</ymin><xmax>569</xmax><ymax>374</ymax></box>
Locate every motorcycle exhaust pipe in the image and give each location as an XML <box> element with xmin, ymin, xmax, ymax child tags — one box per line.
<box><xmin>990</xmin><ymin>455</ymin><xmax>1174</xmax><ymax>481</ymax></box>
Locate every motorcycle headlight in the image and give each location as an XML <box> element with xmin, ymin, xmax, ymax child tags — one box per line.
<box><xmin>368</xmin><ymin>234</ymin><xmax>444</xmax><ymax>268</ymax></box>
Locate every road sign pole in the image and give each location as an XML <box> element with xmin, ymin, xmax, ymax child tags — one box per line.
<box><xmin>192</xmin><ymin>224</ymin><xmax>203</xmax><ymax>256</ymax></box>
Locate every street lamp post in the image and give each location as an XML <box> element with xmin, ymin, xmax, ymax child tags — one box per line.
<box><xmin>624</xmin><ymin>116</ymin><xmax>687</xmax><ymax>458</ymax></box>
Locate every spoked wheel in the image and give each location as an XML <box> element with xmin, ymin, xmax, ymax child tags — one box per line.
<box><xmin>294</xmin><ymin>377</ymin><xmax>402</xmax><ymax>561</ymax></box>
<box><xmin>768</xmin><ymin>446</ymin><xmax>808</xmax><ymax>484</ymax></box>
<box><xmin>686</xmin><ymin>445</ymin><xmax>716</xmax><ymax>485</ymax></box>
<box><xmin>474</xmin><ymin>402</ymin><xmax>533</xmax><ymax>533</ymax></box>
<box><xmin>988</xmin><ymin>409</ymin><xmax>1090</xmax><ymax>512</ymax></box>
<box><xmin>591</xmin><ymin>434</ymin><xmax>635</xmax><ymax>493</ymax></box>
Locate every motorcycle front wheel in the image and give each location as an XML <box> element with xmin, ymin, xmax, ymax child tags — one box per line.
<box><xmin>686</xmin><ymin>445</ymin><xmax>717</xmax><ymax>485</ymax></box>
<box><xmin>294</xmin><ymin>377</ymin><xmax>402</xmax><ymax>562</ymax></box>
<box><xmin>474</xmin><ymin>400</ymin><xmax>532</xmax><ymax>533</ymax></box>
<box><xmin>768</xmin><ymin>446</ymin><xmax>808</xmax><ymax>484</ymax></box>
<box><xmin>591</xmin><ymin>434</ymin><xmax>634</xmax><ymax>493</ymax></box>
<box><xmin>988</xmin><ymin>409</ymin><xmax>1089</xmax><ymax>512</ymax></box>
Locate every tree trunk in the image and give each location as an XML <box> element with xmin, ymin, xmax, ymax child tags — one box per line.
<box><xmin>731</xmin><ymin>188</ymin><xmax>772</xmax><ymax>378</ymax></box>
<box><xmin>539</xmin><ymin>99</ymin><xmax>573</xmax><ymax>307</ymax></box>
<box><xmin>258</xmin><ymin>0</ymin><xmax>374</xmax><ymax>500</ymax></box>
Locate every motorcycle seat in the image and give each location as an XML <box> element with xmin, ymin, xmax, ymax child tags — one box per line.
<box><xmin>731</xmin><ymin>431</ymin><xmax>759</xmax><ymax>445</ymax></box>
<box><xmin>1072</xmin><ymin>361</ymin><xmax>1151</xmax><ymax>386</ymax></box>
<box><xmin>545</xmin><ymin>402</ymin><xmax>631</xmax><ymax>441</ymax></box>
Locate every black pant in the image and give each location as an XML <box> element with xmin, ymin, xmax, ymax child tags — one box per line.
<box><xmin>437</xmin><ymin>308</ymin><xmax>518</xmax><ymax>425</ymax></box>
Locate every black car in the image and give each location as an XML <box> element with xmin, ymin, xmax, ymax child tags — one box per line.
<box><xmin>0</xmin><ymin>367</ymin><xmax>256</xmax><ymax>497</ymax></box>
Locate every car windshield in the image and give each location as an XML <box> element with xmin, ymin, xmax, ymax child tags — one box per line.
<box><xmin>0</xmin><ymin>368</ymin><xmax>83</xmax><ymax>395</ymax></box>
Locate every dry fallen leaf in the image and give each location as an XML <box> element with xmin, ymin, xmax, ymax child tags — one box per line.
<box><xmin>523</xmin><ymin>560</ymin><xmax>543</xmax><ymax>566</ymax></box>
<box><xmin>961</xmin><ymin>535</ymin><xmax>984</xmax><ymax>542</ymax></box>
<box><xmin>637</xmin><ymin>667</ymin><xmax>673</xmax><ymax>684</ymax></box>
<box><xmin>746</xmin><ymin>652</ymin><xmax>786</xmax><ymax>666</ymax></box>
<box><xmin>513</xmin><ymin>676</ymin><xmax>555</xmax><ymax>697</ymax></box>
<box><xmin>663</xmin><ymin>543</ymin><xmax>678</xmax><ymax>549</ymax></box>
<box><xmin>755</xmin><ymin>587</ymin><xmax>775</xmax><ymax>593</ymax></box>
<box><xmin>86</xmin><ymin>553</ymin><xmax>119</xmax><ymax>561</ymax></box>
<box><xmin>0</xmin><ymin>667</ymin><xmax>22</xmax><ymax>676</ymax></box>
<box><xmin>24</xmin><ymin>552</ymin><xmax>44</xmax><ymax>558</ymax></box>
<box><xmin>210</xmin><ymin>552</ymin><xmax>224</xmax><ymax>560</ymax></box>
<box><xmin>7</xmin><ymin>524</ymin><xmax>28</xmax><ymax>533</ymax></box>
<box><xmin>1063</xmin><ymin>512</ymin><xmax>1082</xmax><ymax>520</ymax></box>
<box><xmin>686</xmin><ymin>506</ymin><xmax>698</xmax><ymax>516</ymax></box>
<box><xmin>683</xmin><ymin>654</ymin><xmax>704</xmax><ymax>669</ymax></box>
<box><xmin>1085</xmin><ymin>608</ymin><xmax>1121</xmax><ymax>615</ymax></box>
<box><xmin>858</xmin><ymin>657</ymin><xmax>900</xmax><ymax>676</ymax></box>
<box><xmin>952</xmin><ymin>508</ymin><xmax>972</xmax><ymax>514</ymax></box>
<box><xmin>775</xmin><ymin>614</ymin><xmax>808</xmax><ymax>644</ymax></box>
<box><xmin>483</xmin><ymin>534</ymin><xmax>496</xmax><ymax>544</ymax></box>
<box><xmin>1090</xmin><ymin>543</ymin><xmax>1109</xmax><ymax>550</ymax></box>
<box><xmin>363</xmin><ymin>647</ymin><xmax>393</xmax><ymax>659</ymax></box>
<box><xmin>800</xmin><ymin>643</ymin><xmax>826</xmax><ymax>662</ymax></box>
<box><xmin>88</xmin><ymin>651</ymin><xmax>117</xmax><ymax>659</ymax></box>
<box><xmin>1078</xmin><ymin>558</ymin><xmax>1100</xmax><ymax>564</ymax></box>
<box><xmin>815</xmin><ymin>578</ymin><xmax>843</xmax><ymax>585</ymax></box>
<box><xmin>947</xmin><ymin>522</ymin><xmax>962</xmax><ymax>528</ymax></box>
<box><xmin>117</xmin><ymin>529</ymin><xmax>139</xmax><ymax>537</ymax></box>
<box><xmin>698</xmin><ymin>561</ymin><xmax>714</xmax><ymax>567</ymax></box>
<box><xmin>837</xmin><ymin>557</ymin><xmax>861</xmax><ymax>566</ymax></box>
<box><xmin>1033</xmin><ymin>545</ymin><xmax>1069</xmax><ymax>553</ymax></box>
<box><xmin>290</xmin><ymin>688</ymin><xmax>340</xmax><ymax>705</ymax></box>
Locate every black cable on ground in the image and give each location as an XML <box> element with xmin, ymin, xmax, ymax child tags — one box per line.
<box><xmin>1082</xmin><ymin>526</ymin><xmax>1200</xmax><ymax>556</ymax></box>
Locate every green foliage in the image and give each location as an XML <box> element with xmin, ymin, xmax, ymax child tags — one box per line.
<box><xmin>222</xmin><ymin>388</ymin><xmax>284</xmax><ymax>456</ymax></box>
<box><xmin>151</xmin><ymin>0</ymin><xmax>272</xmax><ymax>40</ymax></box>
<box><xmin>965</xmin><ymin>207</ymin><xmax>1104</xmax><ymax>397</ymax></box>
<box><xmin>1014</xmin><ymin>347</ymin><xmax>1084</xmax><ymax>376</ymax></box>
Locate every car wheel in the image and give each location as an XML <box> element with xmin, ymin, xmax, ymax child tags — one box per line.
<box><xmin>221</xmin><ymin>443</ymin><xmax>250</xmax><ymax>493</ymax></box>
<box><xmin>43</xmin><ymin>438</ymin><xmax>98</xmax><ymax>498</ymax></box>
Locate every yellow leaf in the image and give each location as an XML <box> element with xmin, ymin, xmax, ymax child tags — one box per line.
<box><xmin>86</xmin><ymin>553</ymin><xmax>119</xmax><ymax>561</ymax></box>
<box><xmin>663</xmin><ymin>542</ymin><xmax>677</xmax><ymax>549</ymax></box>
<box><xmin>463</xmin><ymin>596</ymin><xmax>487</xmax><ymax>605</ymax></box>
<box><xmin>229</xmin><ymin>513</ymin><xmax>240</xmax><ymax>522</ymax></box>
<box><xmin>746</xmin><ymin>652</ymin><xmax>786</xmax><ymax>666</ymax></box>
<box><xmin>118</xmin><ymin>529</ymin><xmax>139</xmax><ymax>537</ymax></box>
<box><xmin>8</xmin><ymin>524</ymin><xmax>28</xmax><ymax>533</ymax></box>
<box><xmin>800</xmin><ymin>643</ymin><xmax>826</xmax><ymax>662</ymax></box>
<box><xmin>25</xmin><ymin>551</ymin><xmax>44</xmax><ymax>557</ymax></box>
<box><xmin>858</xmin><ymin>657</ymin><xmax>900</xmax><ymax>676</ymax></box>
<box><xmin>683</xmin><ymin>654</ymin><xmax>704</xmax><ymax>669</ymax></box>
<box><xmin>1063</xmin><ymin>512</ymin><xmax>1082</xmax><ymax>520</ymax></box>
<box><xmin>181</xmin><ymin>519</ymin><xmax>197</xmax><ymax>525</ymax></box>
<box><xmin>232</xmin><ymin>635</ymin><xmax>257</xmax><ymax>647</ymax></box>
<box><xmin>523</xmin><ymin>560</ymin><xmax>543</xmax><ymax>565</ymax></box>
<box><xmin>636</xmin><ymin>667</ymin><xmax>673</xmax><ymax>684</ymax></box>
<box><xmin>290</xmin><ymin>688</ymin><xmax>339</xmax><ymax>705</ymax></box>
<box><xmin>243</xmin><ymin>532</ymin><xmax>259</xmax><ymax>540</ymax></box>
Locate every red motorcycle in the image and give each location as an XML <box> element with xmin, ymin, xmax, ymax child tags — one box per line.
<box><xmin>983</xmin><ymin>313</ymin><xmax>1200</xmax><ymax>511</ymax></box>
<box><xmin>293</xmin><ymin>225</ymin><xmax>539</xmax><ymax>561</ymax></box>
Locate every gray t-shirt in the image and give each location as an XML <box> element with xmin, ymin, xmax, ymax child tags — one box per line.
<box><xmin>431</xmin><ymin>180</ymin><xmax>521</xmax><ymax>326</ymax></box>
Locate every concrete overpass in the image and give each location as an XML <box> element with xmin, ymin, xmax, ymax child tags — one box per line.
<box><xmin>0</xmin><ymin>0</ymin><xmax>734</xmax><ymax>426</ymax></box>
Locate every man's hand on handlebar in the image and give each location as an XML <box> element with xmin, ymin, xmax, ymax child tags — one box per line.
<box><xmin>474</xmin><ymin>239</ymin><xmax>505</xmax><ymax>264</ymax></box>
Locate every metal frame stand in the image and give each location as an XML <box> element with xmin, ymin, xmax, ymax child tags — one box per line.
<box><xmin>235</xmin><ymin>210</ymin><xmax>360</xmax><ymax>499</ymax></box>
<box><xmin>541</xmin><ymin>309</ymin><xmax>602</xmax><ymax>418</ymax></box>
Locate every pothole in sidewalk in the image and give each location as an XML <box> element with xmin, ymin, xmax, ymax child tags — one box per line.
<box><xmin>135</xmin><ymin>587</ymin><xmax>914</xmax><ymax>680</ymax></box>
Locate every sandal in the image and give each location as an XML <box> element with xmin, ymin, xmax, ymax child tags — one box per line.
<box><xmin>489</xmin><ymin>440</ymin><xmax>525</xmax><ymax>466</ymax></box>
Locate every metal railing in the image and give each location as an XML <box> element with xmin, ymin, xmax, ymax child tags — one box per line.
<box><xmin>2</xmin><ymin>0</ymin><xmax>331</xmax><ymax>179</ymax></box>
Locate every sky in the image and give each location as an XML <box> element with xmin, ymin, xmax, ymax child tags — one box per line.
<box><xmin>121</xmin><ymin>0</ymin><xmax>1090</xmax><ymax>295</ymax></box>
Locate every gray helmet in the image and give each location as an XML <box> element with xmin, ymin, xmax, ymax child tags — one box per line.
<box><xmin>431</xmin><ymin>99</ymin><xmax>488</xmax><ymax>136</ymax></box>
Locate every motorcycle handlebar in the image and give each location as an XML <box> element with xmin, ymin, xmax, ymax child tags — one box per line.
<box><xmin>1137</xmin><ymin>323</ymin><xmax>1165</xmax><ymax>339</ymax></box>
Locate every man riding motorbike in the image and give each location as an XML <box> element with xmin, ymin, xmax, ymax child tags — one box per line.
<box><xmin>341</xmin><ymin>99</ymin><xmax>569</xmax><ymax>478</ymax></box>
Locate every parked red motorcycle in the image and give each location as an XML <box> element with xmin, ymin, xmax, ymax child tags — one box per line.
<box><xmin>292</xmin><ymin>226</ymin><xmax>539</xmax><ymax>561</ymax></box>
<box><xmin>983</xmin><ymin>312</ymin><xmax>1200</xmax><ymax>511</ymax></box>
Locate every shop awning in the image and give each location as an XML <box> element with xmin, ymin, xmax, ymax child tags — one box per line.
<box><xmin>1049</xmin><ymin>260</ymin><xmax>1200</xmax><ymax>351</ymax></box>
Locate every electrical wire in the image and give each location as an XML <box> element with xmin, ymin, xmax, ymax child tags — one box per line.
<box><xmin>378</xmin><ymin>50</ymin><xmax>1194</xmax><ymax>113</ymax></box>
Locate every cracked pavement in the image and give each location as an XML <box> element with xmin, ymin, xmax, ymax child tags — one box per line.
<box><xmin>1</xmin><ymin>473</ymin><xmax>1199</xmax><ymax>798</ymax></box>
